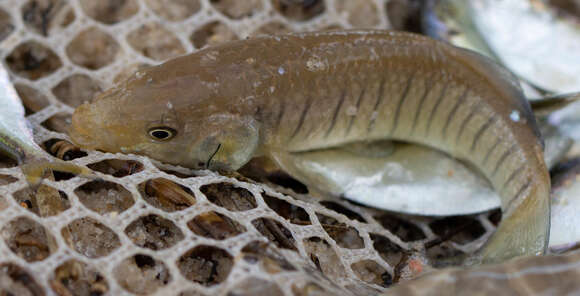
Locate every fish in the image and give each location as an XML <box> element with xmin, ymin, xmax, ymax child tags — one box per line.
<box><xmin>536</xmin><ymin>92</ymin><xmax>580</xmax><ymax>141</ymax></box>
<box><xmin>68</xmin><ymin>29</ymin><xmax>550</xmax><ymax>265</ymax></box>
<box><xmin>269</xmin><ymin>141</ymin><xmax>503</xmax><ymax>216</ymax></box>
<box><xmin>388</xmin><ymin>249</ymin><xmax>580</xmax><ymax>295</ymax></box>
<box><xmin>548</xmin><ymin>157</ymin><xmax>580</xmax><ymax>251</ymax></box>
<box><xmin>424</xmin><ymin>0</ymin><xmax>580</xmax><ymax>94</ymax></box>
<box><xmin>0</xmin><ymin>63</ymin><xmax>92</xmax><ymax>184</ymax></box>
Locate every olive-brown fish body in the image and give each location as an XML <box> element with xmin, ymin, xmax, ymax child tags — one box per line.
<box><xmin>69</xmin><ymin>30</ymin><xmax>550</xmax><ymax>264</ymax></box>
<box><xmin>388</xmin><ymin>249</ymin><xmax>580</xmax><ymax>295</ymax></box>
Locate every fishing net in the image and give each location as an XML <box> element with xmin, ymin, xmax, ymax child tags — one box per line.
<box><xmin>0</xmin><ymin>0</ymin><xmax>498</xmax><ymax>295</ymax></box>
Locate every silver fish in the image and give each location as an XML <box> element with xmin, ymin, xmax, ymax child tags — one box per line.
<box><xmin>425</xmin><ymin>0</ymin><xmax>580</xmax><ymax>94</ymax></box>
<box><xmin>0</xmin><ymin>63</ymin><xmax>91</xmax><ymax>183</ymax></box>
<box><xmin>549</xmin><ymin>157</ymin><xmax>580</xmax><ymax>251</ymax></box>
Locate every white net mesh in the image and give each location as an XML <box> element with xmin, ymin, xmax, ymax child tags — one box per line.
<box><xmin>0</xmin><ymin>0</ymin><xmax>497</xmax><ymax>295</ymax></box>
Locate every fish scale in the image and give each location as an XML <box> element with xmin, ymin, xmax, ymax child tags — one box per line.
<box><xmin>69</xmin><ymin>30</ymin><xmax>550</xmax><ymax>264</ymax></box>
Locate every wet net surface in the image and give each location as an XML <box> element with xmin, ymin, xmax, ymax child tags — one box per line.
<box><xmin>0</xmin><ymin>0</ymin><xmax>497</xmax><ymax>295</ymax></box>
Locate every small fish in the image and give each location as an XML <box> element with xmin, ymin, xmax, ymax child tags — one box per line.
<box><xmin>69</xmin><ymin>30</ymin><xmax>549</xmax><ymax>264</ymax></box>
<box><xmin>548</xmin><ymin>157</ymin><xmax>580</xmax><ymax>251</ymax></box>
<box><xmin>0</xmin><ymin>63</ymin><xmax>92</xmax><ymax>184</ymax></box>
<box><xmin>537</xmin><ymin>93</ymin><xmax>580</xmax><ymax>141</ymax></box>
<box><xmin>272</xmin><ymin>141</ymin><xmax>502</xmax><ymax>216</ymax></box>
<box><xmin>388</xmin><ymin>249</ymin><xmax>580</xmax><ymax>295</ymax></box>
<box><xmin>424</xmin><ymin>0</ymin><xmax>580</xmax><ymax>94</ymax></box>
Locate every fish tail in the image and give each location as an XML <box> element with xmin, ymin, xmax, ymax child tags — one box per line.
<box><xmin>20</xmin><ymin>160</ymin><xmax>95</xmax><ymax>185</ymax></box>
<box><xmin>431</xmin><ymin>167</ymin><xmax>550</xmax><ymax>267</ymax></box>
<box><xmin>463</xmin><ymin>171</ymin><xmax>551</xmax><ymax>265</ymax></box>
<box><xmin>477</xmin><ymin>180</ymin><xmax>550</xmax><ymax>264</ymax></box>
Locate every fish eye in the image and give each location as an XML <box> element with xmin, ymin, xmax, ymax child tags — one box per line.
<box><xmin>148</xmin><ymin>127</ymin><xmax>176</xmax><ymax>141</ymax></box>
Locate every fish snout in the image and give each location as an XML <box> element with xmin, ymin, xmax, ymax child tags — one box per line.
<box><xmin>68</xmin><ymin>127</ymin><xmax>95</xmax><ymax>149</ymax></box>
<box><xmin>69</xmin><ymin>103</ymin><xmax>99</xmax><ymax>149</ymax></box>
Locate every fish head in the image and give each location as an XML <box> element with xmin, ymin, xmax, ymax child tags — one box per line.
<box><xmin>69</xmin><ymin>64</ymin><xmax>261</xmax><ymax>171</ymax></box>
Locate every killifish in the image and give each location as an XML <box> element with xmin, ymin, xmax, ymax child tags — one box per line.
<box><xmin>0</xmin><ymin>63</ymin><xmax>91</xmax><ymax>184</ymax></box>
<box><xmin>69</xmin><ymin>30</ymin><xmax>550</xmax><ymax>264</ymax></box>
